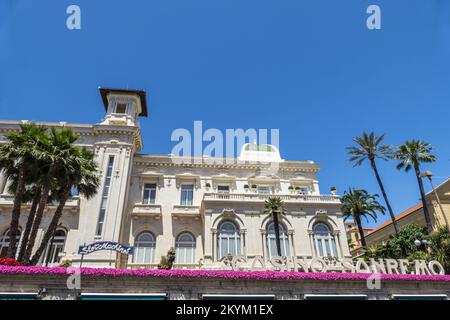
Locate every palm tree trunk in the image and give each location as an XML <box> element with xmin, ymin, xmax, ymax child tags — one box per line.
<box><xmin>414</xmin><ymin>163</ymin><xmax>433</xmax><ymax>233</ymax></box>
<box><xmin>30</xmin><ymin>186</ymin><xmax>71</xmax><ymax>265</ymax></box>
<box><xmin>273</xmin><ymin>213</ymin><xmax>282</xmax><ymax>256</ymax></box>
<box><xmin>370</xmin><ymin>159</ymin><xmax>399</xmax><ymax>234</ymax></box>
<box><xmin>7</xmin><ymin>168</ymin><xmax>26</xmax><ymax>258</ymax></box>
<box><xmin>17</xmin><ymin>188</ymin><xmax>41</xmax><ymax>262</ymax></box>
<box><xmin>354</xmin><ymin>215</ymin><xmax>367</xmax><ymax>247</ymax></box>
<box><xmin>22</xmin><ymin>186</ymin><xmax>50</xmax><ymax>264</ymax></box>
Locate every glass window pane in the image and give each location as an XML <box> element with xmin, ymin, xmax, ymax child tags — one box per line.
<box><xmin>218</xmin><ymin>185</ymin><xmax>230</xmax><ymax>193</ymax></box>
<box><xmin>96</xmin><ymin>156</ymin><xmax>114</xmax><ymax>236</ymax></box>
<box><xmin>317</xmin><ymin>240</ymin><xmax>323</xmax><ymax>256</ymax></box>
<box><xmin>331</xmin><ymin>238</ymin><xmax>337</xmax><ymax>257</ymax></box>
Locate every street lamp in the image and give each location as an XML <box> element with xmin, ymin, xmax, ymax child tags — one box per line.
<box><xmin>414</xmin><ymin>239</ymin><xmax>429</xmax><ymax>247</ymax></box>
<box><xmin>419</xmin><ymin>171</ymin><xmax>449</xmax><ymax>231</ymax></box>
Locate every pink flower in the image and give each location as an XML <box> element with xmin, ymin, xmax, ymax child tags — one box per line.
<box><xmin>0</xmin><ymin>266</ymin><xmax>449</xmax><ymax>282</ymax></box>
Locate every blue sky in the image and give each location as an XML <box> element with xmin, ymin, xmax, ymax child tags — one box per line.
<box><xmin>1</xmin><ymin>0</ymin><xmax>450</xmax><ymax>229</ymax></box>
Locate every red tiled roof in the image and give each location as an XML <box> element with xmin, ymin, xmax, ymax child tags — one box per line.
<box><xmin>368</xmin><ymin>203</ymin><xmax>423</xmax><ymax>235</ymax></box>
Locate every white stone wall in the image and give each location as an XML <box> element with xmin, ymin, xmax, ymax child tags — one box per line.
<box><xmin>0</xmin><ymin>91</ymin><xmax>349</xmax><ymax>268</ymax></box>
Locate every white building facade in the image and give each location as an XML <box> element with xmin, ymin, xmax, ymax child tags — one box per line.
<box><xmin>0</xmin><ymin>88</ymin><xmax>350</xmax><ymax>269</ymax></box>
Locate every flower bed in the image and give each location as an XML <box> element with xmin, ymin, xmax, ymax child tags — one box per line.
<box><xmin>0</xmin><ymin>258</ymin><xmax>20</xmax><ymax>266</ymax></box>
<box><xmin>0</xmin><ymin>266</ymin><xmax>449</xmax><ymax>282</ymax></box>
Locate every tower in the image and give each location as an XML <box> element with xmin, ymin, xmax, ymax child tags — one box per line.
<box><xmin>73</xmin><ymin>88</ymin><xmax>148</xmax><ymax>267</ymax></box>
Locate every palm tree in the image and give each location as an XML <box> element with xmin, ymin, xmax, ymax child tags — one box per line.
<box><xmin>263</xmin><ymin>197</ymin><xmax>287</xmax><ymax>257</ymax></box>
<box><xmin>0</xmin><ymin>123</ymin><xmax>48</xmax><ymax>258</ymax></box>
<box><xmin>30</xmin><ymin>147</ymin><xmax>99</xmax><ymax>265</ymax></box>
<box><xmin>16</xmin><ymin>185</ymin><xmax>41</xmax><ymax>262</ymax></box>
<box><xmin>341</xmin><ymin>189</ymin><xmax>385</xmax><ymax>247</ymax></box>
<box><xmin>23</xmin><ymin>127</ymin><xmax>79</xmax><ymax>263</ymax></box>
<box><xmin>394</xmin><ymin>140</ymin><xmax>436</xmax><ymax>233</ymax></box>
<box><xmin>346</xmin><ymin>132</ymin><xmax>399</xmax><ymax>235</ymax></box>
<box><xmin>429</xmin><ymin>226</ymin><xmax>450</xmax><ymax>273</ymax></box>
<box><xmin>363</xmin><ymin>244</ymin><xmax>384</xmax><ymax>259</ymax></box>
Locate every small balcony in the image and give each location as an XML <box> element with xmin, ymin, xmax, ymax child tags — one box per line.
<box><xmin>172</xmin><ymin>205</ymin><xmax>201</xmax><ymax>219</ymax></box>
<box><xmin>131</xmin><ymin>203</ymin><xmax>162</xmax><ymax>218</ymax></box>
<box><xmin>202</xmin><ymin>193</ymin><xmax>341</xmax><ymax>204</ymax></box>
<box><xmin>0</xmin><ymin>194</ymin><xmax>80</xmax><ymax>213</ymax></box>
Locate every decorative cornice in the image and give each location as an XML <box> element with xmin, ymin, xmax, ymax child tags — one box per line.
<box><xmin>133</xmin><ymin>160</ymin><xmax>319</xmax><ymax>172</ymax></box>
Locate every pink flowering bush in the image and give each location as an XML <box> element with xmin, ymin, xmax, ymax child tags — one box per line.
<box><xmin>0</xmin><ymin>265</ymin><xmax>449</xmax><ymax>282</ymax></box>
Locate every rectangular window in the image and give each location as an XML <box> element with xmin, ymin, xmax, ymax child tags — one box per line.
<box><xmin>257</xmin><ymin>186</ymin><xmax>271</xmax><ymax>194</ymax></box>
<box><xmin>143</xmin><ymin>183</ymin><xmax>157</xmax><ymax>204</ymax></box>
<box><xmin>180</xmin><ymin>184</ymin><xmax>194</xmax><ymax>206</ymax></box>
<box><xmin>217</xmin><ymin>185</ymin><xmax>230</xmax><ymax>199</ymax></box>
<box><xmin>115</xmin><ymin>103</ymin><xmax>127</xmax><ymax>114</ymax></box>
<box><xmin>96</xmin><ymin>156</ymin><xmax>114</xmax><ymax>236</ymax></box>
<box><xmin>217</xmin><ymin>185</ymin><xmax>230</xmax><ymax>193</ymax></box>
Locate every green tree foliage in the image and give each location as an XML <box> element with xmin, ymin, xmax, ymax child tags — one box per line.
<box><xmin>372</xmin><ymin>224</ymin><xmax>450</xmax><ymax>273</ymax></box>
<box><xmin>341</xmin><ymin>189</ymin><xmax>385</xmax><ymax>247</ymax></box>
<box><xmin>0</xmin><ymin>123</ymin><xmax>100</xmax><ymax>265</ymax></box>
<box><xmin>347</xmin><ymin>132</ymin><xmax>398</xmax><ymax>234</ymax></box>
<box><xmin>263</xmin><ymin>197</ymin><xmax>287</xmax><ymax>257</ymax></box>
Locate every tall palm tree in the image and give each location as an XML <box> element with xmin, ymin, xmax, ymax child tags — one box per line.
<box><xmin>346</xmin><ymin>132</ymin><xmax>399</xmax><ymax>235</ymax></box>
<box><xmin>394</xmin><ymin>140</ymin><xmax>436</xmax><ymax>233</ymax></box>
<box><xmin>30</xmin><ymin>147</ymin><xmax>99</xmax><ymax>265</ymax></box>
<box><xmin>263</xmin><ymin>197</ymin><xmax>287</xmax><ymax>257</ymax></box>
<box><xmin>341</xmin><ymin>189</ymin><xmax>385</xmax><ymax>247</ymax></box>
<box><xmin>23</xmin><ymin>127</ymin><xmax>79</xmax><ymax>263</ymax></box>
<box><xmin>16</xmin><ymin>185</ymin><xmax>41</xmax><ymax>262</ymax></box>
<box><xmin>0</xmin><ymin>123</ymin><xmax>48</xmax><ymax>258</ymax></box>
<box><xmin>429</xmin><ymin>226</ymin><xmax>450</xmax><ymax>273</ymax></box>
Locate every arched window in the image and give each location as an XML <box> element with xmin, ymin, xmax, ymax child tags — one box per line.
<box><xmin>43</xmin><ymin>229</ymin><xmax>67</xmax><ymax>265</ymax></box>
<box><xmin>0</xmin><ymin>229</ymin><xmax>21</xmax><ymax>258</ymax></box>
<box><xmin>313</xmin><ymin>223</ymin><xmax>337</xmax><ymax>257</ymax></box>
<box><xmin>175</xmin><ymin>232</ymin><xmax>196</xmax><ymax>264</ymax></box>
<box><xmin>133</xmin><ymin>232</ymin><xmax>156</xmax><ymax>264</ymax></box>
<box><xmin>217</xmin><ymin>221</ymin><xmax>240</xmax><ymax>260</ymax></box>
<box><xmin>266</xmin><ymin>222</ymin><xmax>290</xmax><ymax>258</ymax></box>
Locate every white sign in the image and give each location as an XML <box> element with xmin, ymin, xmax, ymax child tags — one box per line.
<box><xmin>226</xmin><ymin>256</ymin><xmax>445</xmax><ymax>275</ymax></box>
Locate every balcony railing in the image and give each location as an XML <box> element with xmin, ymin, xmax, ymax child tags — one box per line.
<box><xmin>131</xmin><ymin>203</ymin><xmax>162</xmax><ymax>218</ymax></box>
<box><xmin>203</xmin><ymin>193</ymin><xmax>341</xmax><ymax>204</ymax></box>
<box><xmin>0</xmin><ymin>194</ymin><xmax>80</xmax><ymax>212</ymax></box>
<box><xmin>172</xmin><ymin>205</ymin><xmax>201</xmax><ymax>219</ymax></box>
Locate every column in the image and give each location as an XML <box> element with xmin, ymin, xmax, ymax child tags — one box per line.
<box><xmin>260</xmin><ymin>229</ymin><xmax>267</xmax><ymax>260</ymax></box>
<box><xmin>287</xmin><ymin>230</ymin><xmax>295</xmax><ymax>257</ymax></box>
<box><xmin>334</xmin><ymin>230</ymin><xmax>343</xmax><ymax>259</ymax></box>
<box><xmin>240</xmin><ymin>229</ymin><xmax>247</xmax><ymax>257</ymax></box>
<box><xmin>211</xmin><ymin>228</ymin><xmax>217</xmax><ymax>262</ymax></box>
<box><xmin>307</xmin><ymin>230</ymin><xmax>315</xmax><ymax>257</ymax></box>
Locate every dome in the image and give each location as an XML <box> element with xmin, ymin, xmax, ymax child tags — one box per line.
<box><xmin>238</xmin><ymin>143</ymin><xmax>283</xmax><ymax>162</ymax></box>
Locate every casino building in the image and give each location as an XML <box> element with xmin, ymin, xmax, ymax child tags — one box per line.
<box><xmin>0</xmin><ymin>88</ymin><xmax>350</xmax><ymax>269</ymax></box>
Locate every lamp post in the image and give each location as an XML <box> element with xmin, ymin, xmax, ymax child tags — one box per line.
<box><xmin>420</xmin><ymin>171</ymin><xmax>449</xmax><ymax>231</ymax></box>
